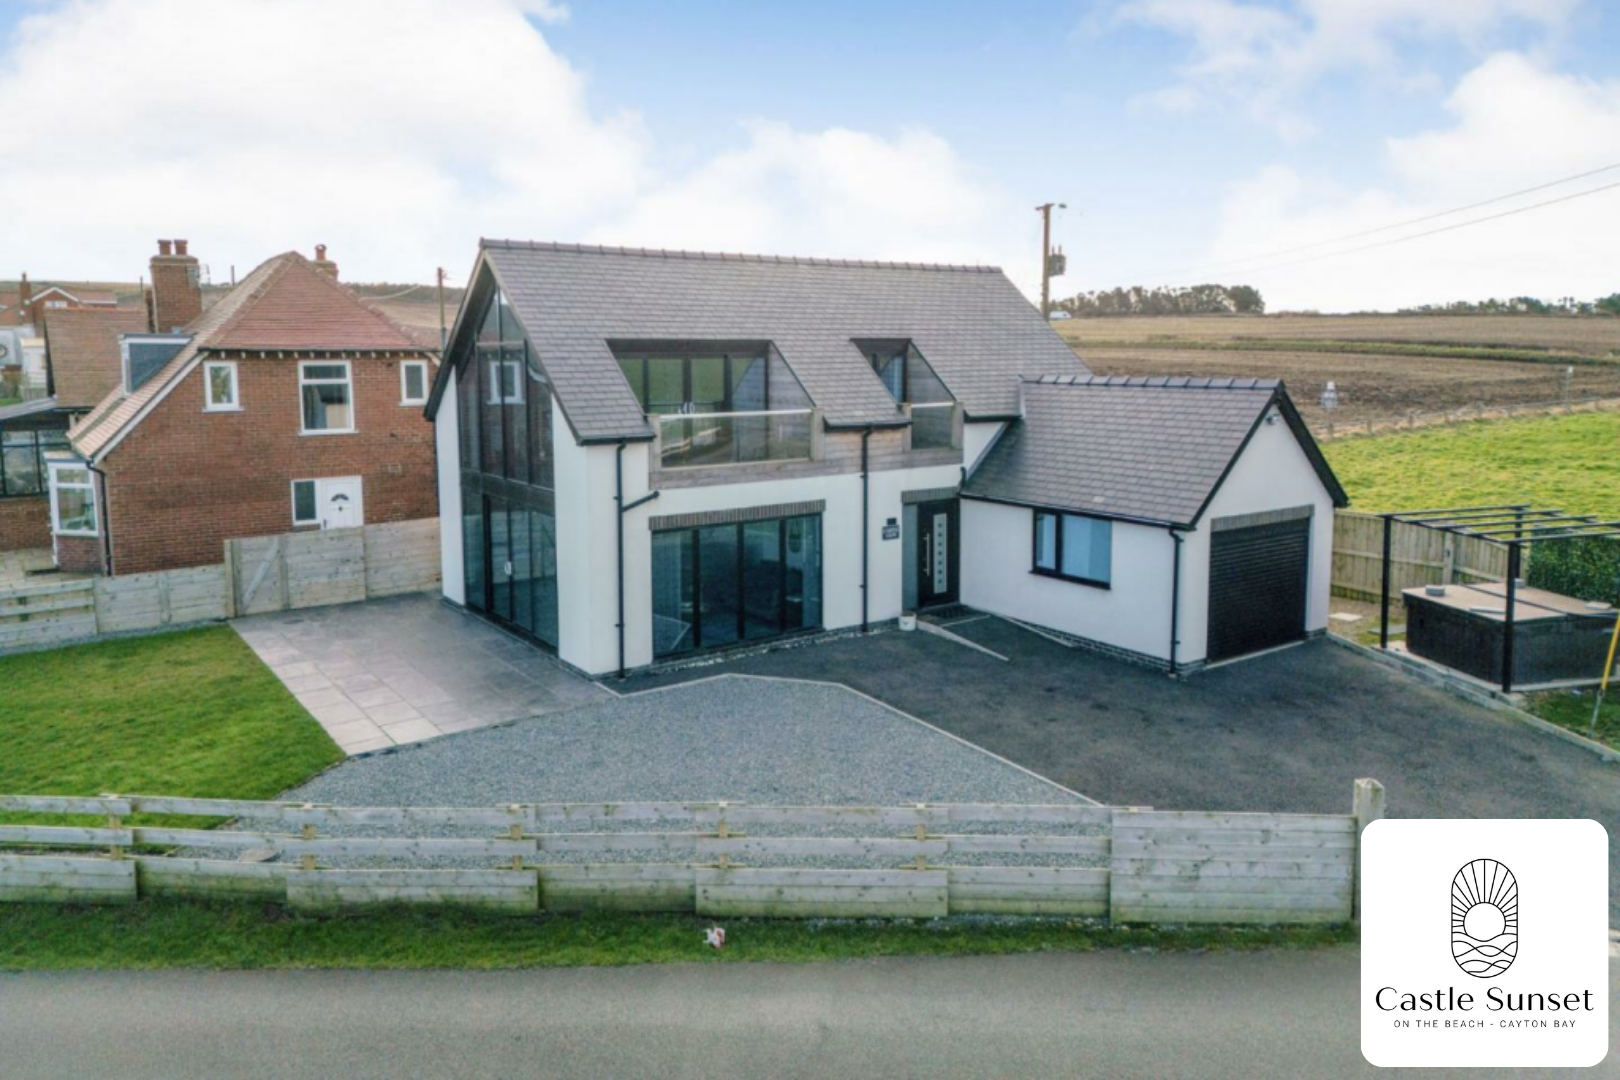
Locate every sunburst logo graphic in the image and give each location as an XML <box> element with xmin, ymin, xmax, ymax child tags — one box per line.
<box><xmin>1451</xmin><ymin>858</ymin><xmax>1518</xmax><ymax>978</ymax></box>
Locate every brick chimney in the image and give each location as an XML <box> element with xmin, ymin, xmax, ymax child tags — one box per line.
<box><xmin>312</xmin><ymin>243</ymin><xmax>338</xmax><ymax>280</ymax></box>
<box><xmin>16</xmin><ymin>272</ymin><xmax>32</xmax><ymax>326</ymax></box>
<box><xmin>150</xmin><ymin>238</ymin><xmax>201</xmax><ymax>333</ymax></box>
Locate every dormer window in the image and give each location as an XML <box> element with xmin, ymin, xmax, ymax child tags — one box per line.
<box><xmin>855</xmin><ymin>339</ymin><xmax>956</xmax><ymax>450</ymax></box>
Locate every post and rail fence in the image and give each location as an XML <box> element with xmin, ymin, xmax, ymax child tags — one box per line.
<box><xmin>0</xmin><ymin>781</ymin><xmax>1383</xmax><ymax>924</ymax></box>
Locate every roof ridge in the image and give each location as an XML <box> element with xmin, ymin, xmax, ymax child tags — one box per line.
<box><xmin>479</xmin><ymin>238</ymin><xmax>1002</xmax><ymax>275</ymax></box>
<box><xmin>1022</xmin><ymin>374</ymin><xmax>1280</xmax><ymax>391</ymax></box>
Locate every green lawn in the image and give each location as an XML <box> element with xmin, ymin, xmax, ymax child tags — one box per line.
<box><xmin>0</xmin><ymin>627</ymin><xmax>343</xmax><ymax>824</ymax></box>
<box><xmin>0</xmin><ymin>901</ymin><xmax>1355</xmax><ymax>971</ymax></box>
<box><xmin>1325</xmin><ymin>411</ymin><xmax>1620</xmax><ymax>518</ymax></box>
<box><xmin>1526</xmin><ymin>690</ymin><xmax>1620</xmax><ymax>751</ymax></box>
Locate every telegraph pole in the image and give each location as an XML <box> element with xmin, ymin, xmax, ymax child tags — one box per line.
<box><xmin>1036</xmin><ymin>202</ymin><xmax>1066</xmax><ymax>317</ymax></box>
<box><xmin>437</xmin><ymin>267</ymin><xmax>448</xmax><ymax>352</ymax></box>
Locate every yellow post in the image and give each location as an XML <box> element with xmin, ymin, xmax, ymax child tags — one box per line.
<box><xmin>1590</xmin><ymin>612</ymin><xmax>1620</xmax><ymax>737</ymax></box>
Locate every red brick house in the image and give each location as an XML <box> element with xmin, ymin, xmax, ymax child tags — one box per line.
<box><xmin>53</xmin><ymin>244</ymin><xmax>439</xmax><ymax>575</ymax></box>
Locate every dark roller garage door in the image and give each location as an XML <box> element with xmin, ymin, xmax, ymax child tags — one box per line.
<box><xmin>1207</xmin><ymin>516</ymin><xmax>1310</xmax><ymax>662</ymax></box>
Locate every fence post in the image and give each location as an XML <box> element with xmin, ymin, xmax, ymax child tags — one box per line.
<box><xmin>1352</xmin><ymin>778</ymin><xmax>1385</xmax><ymax>923</ymax></box>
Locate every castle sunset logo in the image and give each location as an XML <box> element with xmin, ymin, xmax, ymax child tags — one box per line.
<box><xmin>1451</xmin><ymin>858</ymin><xmax>1518</xmax><ymax>978</ymax></box>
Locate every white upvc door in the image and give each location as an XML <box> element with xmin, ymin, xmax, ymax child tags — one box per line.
<box><xmin>318</xmin><ymin>477</ymin><xmax>364</xmax><ymax>530</ymax></box>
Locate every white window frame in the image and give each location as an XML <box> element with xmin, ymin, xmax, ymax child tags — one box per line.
<box><xmin>203</xmin><ymin>360</ymin><xmax>240</xmax><ymax>412</ymax></box>
<box><xmin>399</xmin><ymin>360</ymin><xmax>429</xmax><ymax>406</ymax></box>
<box><xmin>486</xmin><ymin>357</ymin><xmax>525</xmax><ymax>405</ymax></box>
<box><xmin>48</xmin><ymin>461</ymin><xmax>98</xmax><ymax>537</ymax></box>
<box><xmin>299</xmin><ymin>360</ymin><xmax>355</xmax><ymax>436</ymax></box>
<box><xmin>291</xmin><ymin>479</ymin><xmax>319</xmax><ymax>526</ymax></box>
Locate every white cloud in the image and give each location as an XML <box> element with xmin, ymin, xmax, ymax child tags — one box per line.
<box><xmin>1117</xmin><ymin>0</ymin><xmax>1580</xmax><ymax>136</ymax></box>
<box><xmin>0</xmin><ymin>0</ymin><xmax>1021</xmax><ymax>292</ymax></box>
<box><xmin>1192</xmin><ymin>54</ymin><xmax>1620</xmax><ymax>310</ymax></box>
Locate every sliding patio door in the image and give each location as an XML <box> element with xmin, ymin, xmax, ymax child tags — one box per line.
<box><xmin>652</xmin><ymin>514</ymin><xmax>822</xmax><ymax>659</ymax></box>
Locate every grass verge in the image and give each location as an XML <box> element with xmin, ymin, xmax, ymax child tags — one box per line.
<box><xmin>0</xmin><ymin>626</ymin><xmax>343</xmax><ymax>827</ymax></box>
<box><xmin>0</xmin><ymin>900</ymin><xmax>1356</xmax><ymax>970</ymax></box>
<box><xmin>1525</xmin><ymin>690</ymin><xmax>1620</xmax><ymax>751</ymax></box>
<box><xmin>1324</xmin><ymin>410</ymin><xmax>1620</xmax><ymax>519</ymax></box>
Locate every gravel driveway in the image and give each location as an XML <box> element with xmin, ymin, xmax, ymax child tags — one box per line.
<box><xmin>206</xmin><ymin>675</ymin><xmax>1091</xmax><ymax>870</ymax></box>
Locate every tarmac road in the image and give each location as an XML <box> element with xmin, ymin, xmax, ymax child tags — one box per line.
<box><xmin>2</xmin><ymin>948</ymin><xmax>1615</xmax><ymax>1079</ymax></box>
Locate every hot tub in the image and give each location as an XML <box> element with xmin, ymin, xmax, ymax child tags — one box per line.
<box><xmin>1401</xmin><ymin>582</ymin><xmax>1615</xmax><ymax>687</ymax></box>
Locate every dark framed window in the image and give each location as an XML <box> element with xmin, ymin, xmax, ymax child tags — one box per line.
<box><xmin>0</xmin><ymin>428</ymin><xmax>69</xmax><ymax>498</ymax></box>
<box><xmin>652</xmin><ymin>513</ymin><xmax>822</xmax><ymax>658</ymax></box>
<box><xmin>1032</xmin><ymin>510</ymin><xmax>1112</xmax><ymax>588</ymax></box>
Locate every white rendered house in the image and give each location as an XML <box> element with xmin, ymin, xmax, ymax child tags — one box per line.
<box><xmin>425</xmin><ymin>241</ymin><xmax>1345</xmax><ymax>677</ymax></box>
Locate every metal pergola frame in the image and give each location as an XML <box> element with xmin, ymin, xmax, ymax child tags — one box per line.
<box><xmin>1378</xmin><ymin>505</ymin><xmax>1620</xmax><ymax>693</ymax></box>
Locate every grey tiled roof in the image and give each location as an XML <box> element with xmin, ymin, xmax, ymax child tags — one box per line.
<box><xmin>479</xmin><ymin>241</ymin><xmax>1085</xmax><ymax>442</ymax></box>
<box><xmin>963</xmin><ymin>376</ymin><xmax>1342</xmax><ymax>527</ymax></box>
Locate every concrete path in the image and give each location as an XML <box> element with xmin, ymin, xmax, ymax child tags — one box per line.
<box><xmin>3</xmin><ymin>950</ymin><xmax>1615</xmax><ymax>1079</ymax></box>
<box><xmin>234</xmin><ymin>594</ymin><xmax>608</xmax><ymax>754</ymax></box>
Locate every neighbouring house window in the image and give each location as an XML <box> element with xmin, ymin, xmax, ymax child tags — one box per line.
<box><xmin>204</xmin><ymin>360</ymin><xmax>239</xmax><ymax>411</ymax></box>
<box><xmin>1</xmin><ymin>429</ymin><xmax>67</xmax><ymax>497</ymax></box>
<box><xmin>291</xmin><ymin>479</ymin><xmax>318</xmax><ymax>526</ymax></box>
<box><xmin>1032</xmin><ymin>510</ymin><xmax>1112</xmax><ymax>587</ymax></box>
<box><xmin>400</xmin><ymin>360</ymin><xmax>429</xmax><ymax>406</ymax></box>
<box><xmin>49</xmin><ymin>463</ymin><xmax>97</xmax><ymax>536</ymax></box>
<box><xmin>300</xmin><ymin>361</ymin><xmax>354</xmax><ymax>434</ymax></box>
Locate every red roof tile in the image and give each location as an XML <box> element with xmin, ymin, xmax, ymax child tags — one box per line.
<box><xmin>209</xmin><ymin>253</ymin><xmax>429</xmax><ymax>352</ymax></box>
<box><xmin>43</xmin><ymin>307</ymin><xmax>150</xmax><ymax>408</ymax></box>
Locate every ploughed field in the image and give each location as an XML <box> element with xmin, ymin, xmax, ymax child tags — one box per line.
<box><xmin>1054</xmin><ymin>314</ymin><xmax>1620</xmax><ymax>434</ymax></box>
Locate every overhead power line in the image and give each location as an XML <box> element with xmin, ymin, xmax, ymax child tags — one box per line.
<box><xmin>1151</xmin><ymin>176</ymin><xmax>1620</xmax><ymax>287</ymax></box>
<box><xmin>1122</xmin><ymin>161</ymin><xmax>1620</xmax><ymax>287</ymax></box>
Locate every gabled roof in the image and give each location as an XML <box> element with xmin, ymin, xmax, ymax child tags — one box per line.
<box><xmin>70</xmin><ymin>252</ymin><xmax>432</xmax><ymax>461</ymax></box>
<box><xmin>43</xmin><ymin>307</ymin><xmax>150</xmax><ymax>409</ymax></box>
<box><xmin>962</xmin><ymin>375</ymin><xmax>1348</xmax><ymax>528</ymax></box>
<box><xmin>209</xmin><ymin>256</ymin><xmax>430</xmax><ymax>352</ymax></box>
<box><xmin>430</xmin><ymin>240</ymin><xmax>1086</xmax><ymax>442</ymax></box>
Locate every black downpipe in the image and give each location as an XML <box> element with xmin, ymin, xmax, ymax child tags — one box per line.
<box><xmin>1168</xmin><ymin>529</ymin><xmax>1184</xmax><ymax>675</ymax></box>
<box><xmin>860</xmin><ymin>427</ymin><xmax>872</xmax><ymax>633</ymax></box>
<box><xmin>615</xmin><ymin>443</ymin><xmax>627</xmax><ymax>679</ymax></box>
<box><xmin>86</xmin><ymin>460</ymin><xmax>113</xmax><ymax>576</ymax></box>
<box><xmin>614</xmin><ymin>442</ymin><xmax>660</xmax><ymax>679</ymax></box>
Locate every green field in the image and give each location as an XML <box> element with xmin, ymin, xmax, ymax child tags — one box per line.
<box><xmin>0</xmin><ymin>627</ymin><xmax>343</xmax><ymax>825</ymax></box>
<box><xmin>1324</xmin><ymin>411</ymin><xmax>1620</xmax><ymax>518</ymax></box>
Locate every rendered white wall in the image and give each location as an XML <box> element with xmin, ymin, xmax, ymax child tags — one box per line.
<box><xmin>962</xmin><ymin>421</ymin><xmax>1006</xmax><ymax>473</ymax></box>
<box><xmin>960</xmin><ymin>410</ymin><xmax>1336</xmax><ymax>667</ymax></box>
<box><xmin>960</xmin><ymin>501</ymin><xmax>1177</xmax><ymax>661</ymax></box>
<box><xmin>580</xmin><ymin>451</ymin><xmax>962</xmax><ymax>676</ymax></box>
<box><xmin>433</xmin><ymin>378</ymin><xmax>465</xmax><ymax>606</ymax></box>
<box><xmin>1174</xmin><ymin>416</ymin><xmax>1336</xmax><ymax>663</ymax></box>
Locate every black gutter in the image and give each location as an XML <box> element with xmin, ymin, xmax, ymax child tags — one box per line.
<box><xmin>86</xmin><ymin>460</ymin><xmax>113</xmax><ymax>575</ymax></box>
<box><xmin>860</xmin><ymin>427</ymin><xmax>872</xmax><ymax>633</ymax></box>
<box><xmin>614</xmin><ymin>442</ymin><xmax>660</xmax><ymax>679</ymax></box>
<box><xmin>1169</xmin><ymin>529</ymin><xmax>1184</xmax><ymax>675</ymax></box>
<box><xmin>958</xmin><ymin>491</ymin><xmax>1186</xmax><ymax>531</ymax></box>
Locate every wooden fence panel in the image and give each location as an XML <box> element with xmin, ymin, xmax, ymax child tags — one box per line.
<box><xmin>696</xmin><ymin>868</ymin><xmax>949</xmax><ymax>918</ymax></box>
<box><xmin>1109</xmin><ymin>810</ymin><xmax>1354</xmax><ymax>925</ymax></box>
<box><xmin>364</xmin><ymin>519</ymin><xmax>441</xmax><ymax>598</ymax></box>
<box><xmin>1332</xmin><ymin>511</ymin><xmax>1508</xmax><ymax>603</ymax></box>
<box><xmin>946</xmin><ymin>866</ymin><xmax>1109</xmax><ymax>916</ymax></box>
<box><xmin>0</xmin><ymin>855</ymin><xmax>136</xmax><ymax>904</ymax></box>
<box><xmin>0</xmin><ymin>578</ymin><xmax>96</xmax><ymax>651</ymax></box>
<box><xmin>540</xmin><ymin>864</ymin><xmax>696</xmax><ymax>912</ymax></box>
<box><xmin>286</xmin><ymin>868</ymin><xmax>539</xmax><ymax>911</ymax></box>
<box><xmin>284</xmin><ymin>528</ymin><xmax>367</xmax><ymax>610</ymax></box>
<box><xmin>135</xmin><ymin>857</ymin><xmax>288</xmax><ymax>899</ymax></box>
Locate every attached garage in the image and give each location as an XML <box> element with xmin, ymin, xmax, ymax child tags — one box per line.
<box><xmin>960</xmin><ymin>375</ymin><xmax>1347</xmax><ymax>672</ymax></box>
<box><xmin>1206</xmin><ymin>510</ymin><xmax>1312</xmax><ymax>663</ymax></box>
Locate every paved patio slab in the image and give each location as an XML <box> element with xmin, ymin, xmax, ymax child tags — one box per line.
<box><xmin>234</xmin><ymin>595</ymin><xmax>609</xmax><ymax>754</ymax></box>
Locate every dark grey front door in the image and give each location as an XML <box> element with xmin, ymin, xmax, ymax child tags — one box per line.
<box><xmin>916</xmin><ymin>499</ymin><xmax>958</xmax><ymax>608</ymax></box>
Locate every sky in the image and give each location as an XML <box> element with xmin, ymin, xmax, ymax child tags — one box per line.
<box><xmin>1</xmin><ymin>0</ymin><xmax>1616</xmax><ymax>311</ymax></box>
